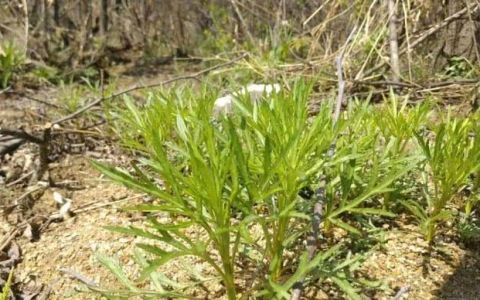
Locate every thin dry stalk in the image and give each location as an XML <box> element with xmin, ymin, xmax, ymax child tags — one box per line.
<box><xmin>290</xmin><ymin>27</ymin><xmax>356</xmax><ymax>300</ymax></box>
<box><xmin>303</xmin><ymin>0</ymin><xmax>332</xmax><ymax>28</ymax></box>
<box><xmin>21</xmin><ymin>0</ymin><xmax>28</xmax><ymax>56</ymax></box>
<box><xmin>388</xmin><ymin>0</ymin><xmax>400</xmax><ymax>82</ymax></box>
<box><xmin>229</xmin><ymin>0</ymin><xmax>255</xmax><ymax>45</ymax></box>
<box><xmin>308</xmin><ymin>2</ymin><xmax>354</xmax><ymax>58</ymax></box>
<box><xmin>402</xmin><ymin>0</ymin><xmax>413</xmax><ymax>81</ymax></box>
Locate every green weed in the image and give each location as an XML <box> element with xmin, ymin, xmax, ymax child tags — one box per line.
<box><xmin>405</xmin><ymin>114</ymin><xmax>480</xmax><ymax>244</ymax></box>
<box><xmin>94</xmin><ymin>81</ymin><xmax>400</xmax><ymax>299</ymax></box>
<box><xmin>0</xmin><ymin>42</ymin><xmax>25</xmax><ymax>88</ymax></box>
<box><xmin>94</xmin><ymin>79</ymin><xmax>480</xmax><ymax>298</ymax></box>
<box><xmin>322</xmin><ymin>101</ymin><xmax>417</xmax><ymax>236</ymax></box>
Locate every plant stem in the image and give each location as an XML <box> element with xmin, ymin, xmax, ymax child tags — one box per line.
<box><xmin>426</xmin><ymin>222</ymin><xmax>436</xmax><ymax>245</ymax></box>
<box><xmin>218</xmin><ymin>229</ymin><xmax>236</xmax><ymax>300</ymax></box>
<box><xmin>223</xmin><ymin>261</ymin><xmax>236</xmax><ymax>300</ymax></box>
<box><xmin>270</xmin><ymin>216</ymin><xmax>288</xmax><ymax>281</ymax></box>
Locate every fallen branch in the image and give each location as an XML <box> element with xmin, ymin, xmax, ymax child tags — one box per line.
<box><xmin>0</xmin><ymin>129</ymin><xmax>43</xmax><ymax>144</ymax></box>
<box><xmin>353</xmin><ymin>79</ymin><xmax>419</xmax><ymax>88</ymax></box>
<box><xmin>6</xmin><ymin>171</ymin><xmax>34</xmax><ymax>187</ymax></box>
<box><xmin>23</xmin><ymin>94</ymin><xmax>62</xmax><ymax>109</ymax></box>
<box><xmin>13</xmin><ymin>185</ymin><xmax>47</xmax><ymax>204</ymax></box>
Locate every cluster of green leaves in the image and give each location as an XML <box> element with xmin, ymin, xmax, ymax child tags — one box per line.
<box><xmin>0</xmin><ymin>42</ymin><xmax>25</xmax><ymax>88</ymax></box>
<box><xmin>371</xmin><ymin>96</ymin><xmax>480</xmax><ymax>244</ymax></box>
<box><xmin>320</xmin><ymin>100</ymin><xmax>417</xmax><ymax>236</ymax></box>
<box><xmin>404</xmin><ymin>112</ymin><xmax>480</xmax><ymax>244</ymax></box>
<box><xmin>95</xmin><ymin>83</ymin><xmax>480</xmax><ymax>299</ymax></box>
<box><xmin>443</xmin><ymin>56</ymin><xmax>478</xmax><ymax>79</ymax></box>
<box><xmin>96</xmin><ymin>82</ymin><xmax>412</xmax><ymax>299</ymax></box>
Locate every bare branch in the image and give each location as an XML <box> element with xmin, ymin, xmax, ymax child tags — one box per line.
<box><xmin>24</xmin><ymin>94</ymin><xmax>62</xmax><ymax>109</ymax></box>
<box><xmin>0</xmin><ymin>129</ymin><xmax>43</xmax><ymax>144</ymax></box>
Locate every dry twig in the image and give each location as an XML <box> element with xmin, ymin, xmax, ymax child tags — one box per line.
<box><xmin>290</xmin><ymin>27</ymin><xmax>356</xmax><ymax>300</ymax></box>
<box><xmin>392</xmin><ymin>286</ymin><xmax>411</xmax><ymax>300</ymax></box>
<box><xmin>0</xmin><ymin>229</ymin><xmax>19</xmax><ymax>253</ymax></box>
<box><xmin>59</xmin><ymin>268</ymin><xmax>98</xmax><ymax>287</ymax></box>
<box><xmin>23</xmin><ymin>94</ymin><xmax>62</xmax><ymax>109</ymax></box>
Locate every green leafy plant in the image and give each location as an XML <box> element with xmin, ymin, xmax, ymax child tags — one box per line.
<box><xmin>373</xmin><ymin>93</ymin><xmax>431</xmax><ymax>155</ymax></box>
<box><xmin>458</xmin><ymin>214</ymin><xmax>480</xmax><ymax>246</ymax></box>
<box><xmin>93</xmin><ymin>77</ymin><xmax>451</xmax><ymax>299</ymax></box>
<box><xmin>95</xmin><ymin>82</ymin><xmax>331</xmax><ymax>299</ymax></box>
<box><xmin>464</xmin><ymin>114</ymin><xmax>480</xmax><ymax>218</ymax></box>
<box><xmin>443</xmin><ymin>56</ymin><xmax>477</xmax><ymax>79</ymax></box>
<box><xmin>58</xmin><ymin>82</ymin><xmax>86</xmax><ymax>113</ymax></box>
<box><xmin>95</xmin><ymin>99</ymin><xmax>241</xmax><ymax>298</ymax></box>
<box><xmin>321</xmin><ymin>102</ymin><xmax>416</xmax><ymax>236</ymax></box>
<box><xmin>268</xmin><ymin>243</ymin><xmax>368</xmax><ymax>300</ymax></box>
<box><xmin>372</xmin><ymin>94</ymin><xmax>431</xmax><ymax>209</ymax></box>
<box><xmin>404</xmin><ymin>115</ymin><xmax>480</xmax><ymax>244</ymax></box>
<box><xmin>56</xmin><ymin>78</ymin><xmax>116</xmax><ymax>117</ymax></box>
<box><xmin>94</xmin><ymin>81</ymin><xmax>400</xmax><ymax>299</ymax></box>
<box><xmin>0</xmin><ymin>42</ymin><xmax>25</xmax><ymax>88</ymax></box>
<box><xmin>228</xmin><ymin>82</ymin><xmax>337</xmax><ymax>284</ymax></box>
